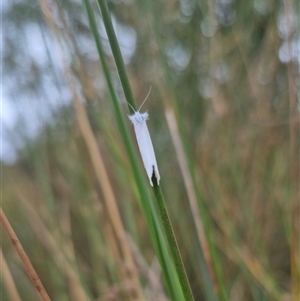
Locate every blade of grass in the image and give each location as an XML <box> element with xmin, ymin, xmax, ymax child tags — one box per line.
<box><xmin>94</xmin><ymin>0</ymin><xmax>137</xmax><ymax>114</ymax></box>
<box><xmin>93</xmin><ymin>1</ymin><xmax>195</xmax><ymax>300</ymax></box>
<box><xmin>0</xmin><ymin>208</ymin><xmax>52</xmax><ymax>301</ymax></box>
<box><xmin>152</xmin><ymin>176</ymin><xmax>195</xmax><ymax>301</ymax></box>
<box><xmin>82</xmin><ymin>0</ymin><xmax>190</xmax><ymax>300</ymax></box>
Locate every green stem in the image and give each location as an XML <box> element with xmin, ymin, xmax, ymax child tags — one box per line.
<box><xmin>82</xmin><ymin>1</ymin><xmax>187</xmax><ymax>300</ymax></box>
<box><xmin>82</xmin><ymin>0</ymin><xmax>137</xmax><ymax>168</ymax></box>
<box><xmin>152</xmin><ymin>177</ymin><xmax>195</xmax><ymax>301</ymax></box>
<box><xmin>96</xmin><ymin>0</ymin><xmax>137</xmax><ymax>113</ymax></box>
<box><xmin>88</xmin><ymin>1</ymin><xmax>194</xmax><ymax>300</ymax></box>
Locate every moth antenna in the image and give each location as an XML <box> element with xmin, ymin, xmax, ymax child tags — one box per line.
<box><xmin>126</xmin><ymin>101</ymin><xmax>136</xmax><ymax>113</ymax></box>
<box><xmin>138</xmin><ymin>86</ymin><xmax>152</xmax><ymax>111</ymax></box>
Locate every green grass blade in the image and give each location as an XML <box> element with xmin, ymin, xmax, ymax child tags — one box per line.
<box><xmin>82</xmin><ymin>0</ymin><xmax>187</xmax><ymax>299</ymax></box>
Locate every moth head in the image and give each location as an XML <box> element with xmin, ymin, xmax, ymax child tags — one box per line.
<box><xmin>135</xmin><ymin>112</ymin><xmax>149</xmax><ymax>124</ymax></box>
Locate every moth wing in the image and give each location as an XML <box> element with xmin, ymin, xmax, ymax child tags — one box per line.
<box><xmin>133</xmin><ymin>121</ymin><xmax>160</xmax><ymax>186</ymax></box>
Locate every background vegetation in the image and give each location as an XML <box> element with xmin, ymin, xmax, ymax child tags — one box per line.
<box><xmin>2</xmin><ymin>0</ymin><xmax>299</xmax><ymax>300</ymax></box>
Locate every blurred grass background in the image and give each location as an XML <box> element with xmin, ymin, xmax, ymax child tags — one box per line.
<box><xmin>1</xmin><ymin>0</ymin><xmax>299</xmax><ymax>300</ymax></box>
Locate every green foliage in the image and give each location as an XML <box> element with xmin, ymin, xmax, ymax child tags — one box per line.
<box><xmin>2</xmin><ymin>0</ymin><xmax>298</xmax><ymax>300</ymax></box>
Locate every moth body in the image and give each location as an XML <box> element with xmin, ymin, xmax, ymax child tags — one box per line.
<box><xmin>129</xmin><ymin>110</ymin><xmax>160</xmax><ymax>186</ymax></box>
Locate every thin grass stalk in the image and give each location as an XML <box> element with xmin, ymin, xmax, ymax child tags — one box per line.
<box><xmin>152</xmin><ymin>178</ymin><xmax>194</xmax><ymax>301</ymax></box>
<box><xmin>0</xmin><ymin>248</ymin><xmax>22</xmax><ymax>301</ymax></box>
<box><xmin>0</xmin><ymin>208</ymin><xmax>52</xmax><ymax>301</ymax></box>
<box><xmin>284</xmin><ymin>1</ymin><xmax>300</xmax><ymax>300</ymax></box>
<box><xmin>93</xmin><ymin>1</ymin><xmax>195</xmax><ymax>300</ymax></box>
<box><xmin>82</xmin><ymin>1</ymin><xmax>187</xmax><ymax>300</ymax></box>
<box><xmin>95</xmin><ymin>0</ymin><xmax>136</xmax><ymax>113</ymax></box>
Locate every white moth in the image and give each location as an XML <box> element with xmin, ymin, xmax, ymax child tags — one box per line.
<box><xmin>128</xmin><ymin>89</ymin><xmax>160</xmax><ymax>186</ymax></box>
